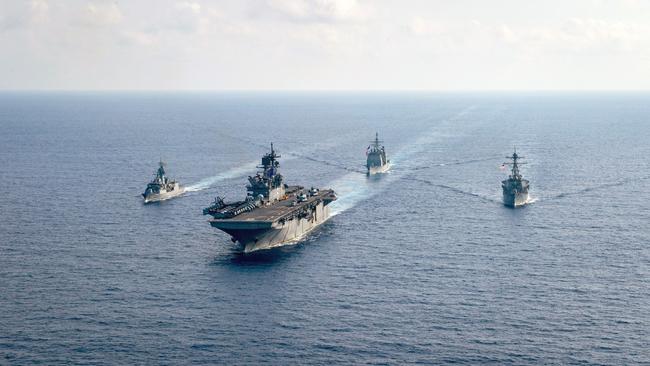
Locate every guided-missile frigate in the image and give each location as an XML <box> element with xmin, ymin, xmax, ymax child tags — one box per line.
<box><xmin>203</xmin><ymin>144</ymin><xmax>337</xmax><ymax>253</ymax></box>
<box><xmin>142</xmin><ymin>161</ymin><xmax>185</xmax><ymax>203</ymax></box>
<box><xmin>366</xmin><ymin>132</ymin><xmax>390</xmax><ymax>175</ymax></box>
<box><xmin>501</xmin><ymin>149</ymin><xmax>530</xmax><ymax>207</ymax></box>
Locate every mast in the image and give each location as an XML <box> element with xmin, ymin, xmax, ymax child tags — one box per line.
<box><xmin>260</xmin><ymin>142</ymin><xmax>280</xmax><ymax>176</ymax></box>
<box><xmin>370</xmin><ymin>132</ymin><xmax>383</xmax><ymax>151</ymax></box>
<box><xmin>156</xmin><ymin>160</ymin><xmax>167</xmax><ymax>182</ymax></box>
<box><xmin>504</xmin><ymin>147</ymin><xmax>525</xmax><ymax>180</ymax></box>
<box><xmin>249</xmin><ymin>143</ymin><xmax>285</xmax><ymax>202</ymax></box>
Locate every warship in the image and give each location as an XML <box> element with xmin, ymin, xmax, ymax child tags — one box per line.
<box><xmin>366</xmin><ymin>132</ymin><xmax>390</xmax><ymax>175</ymax></box>
<box><xmin>142</xmin><ymin>161</ymin><xmax>185</xmax><ymax>203</ymax></box>
<box><xmin>203</xmin><ymin>144</ymin><xmax>337</xmax><ymax>253</ymax></box>
<box><xmin>501</xmin><ymin>149</ymin><xmax>530</xmax><ymax>207</ymax></box>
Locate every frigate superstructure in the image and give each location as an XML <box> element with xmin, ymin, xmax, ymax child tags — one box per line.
<box><xmin>203</xmin><ymin>144</ymin><xmax>337</xmax><ymax>253</ymax></box>
<box><xmin>501</xmin><ymin>149</ymin><xmax>530</xmax><ymax>207</ymax></box>
<box><xmin>366</xmin><ymin>132</ymin><xmax>390</xmax><ymax>175</ymax></box>
<box><xmin>142</xmin><ymin>161</ymin><xmax>185</xmax><ymax>203</ymax></box>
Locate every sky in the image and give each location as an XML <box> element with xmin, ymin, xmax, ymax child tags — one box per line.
<box><xmin>1</xmin><ymin>0</ymin><xmax>650</xmax><ymax>90</ymax></box>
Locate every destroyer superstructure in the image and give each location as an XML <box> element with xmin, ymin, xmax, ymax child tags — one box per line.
<box><xmin>203</xmin><ymin>144</ymin><xmax>337</xmax><ymax>253</ymax></box>
<box><xmin>142</xmin><ymin>161</ymin><xmax>185</xmax><ymax>203</ymax></box>
<box><xmin>366</xmin><ymin>132</ymin><xmax>389</xmax><ymax>175</ymax></box>
<box><xmin>501</xmin><ymin>149</ymin><xmax>530</xmax><ymax>207</ymax></box>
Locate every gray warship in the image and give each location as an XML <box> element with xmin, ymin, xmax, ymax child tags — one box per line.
<box><xmin>142</xmin><ymin>161</ymin><xmax>185</xmax><ymax>203</ymax></box>
<box><xmin>203</xmin><ymin>144</ymin><xmax>337</xmax><ymax>253</ymax></box>
<box><xmin>366</xmin><ymin>132</ymin><xmax>390</xmax><ymax>175</ymax></box>
<box><xmin>501</xmin><ymin>149</ymin><xmax>530</xmax><ymax>207</ymax></box>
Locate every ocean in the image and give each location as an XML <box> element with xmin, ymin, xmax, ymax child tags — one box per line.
<box><xmin>1</xmin><ymin>92</ymin><xmax>649</xmax><ymax>365</ymax></box>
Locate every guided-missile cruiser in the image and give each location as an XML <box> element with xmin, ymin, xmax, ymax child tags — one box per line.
<box><xmin>366</xmin><ymin>132</ymin><xmax>390</xmax><ymax>175</ymax></box>
<box><xmin>501</xmin><ymin>149</ymin><xmax>530</xmax><ymax>208</ymax></box>
<box><xmin>142</xmin><ymin>161</ymin><xmax>185</xmax><ymax>203</ymax></box>
<box><xmin>203</xmin><ymin>144</ymin><xmax>337</xmax><ymax>253</ymax></box>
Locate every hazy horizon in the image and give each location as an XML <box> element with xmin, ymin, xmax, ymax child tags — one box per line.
<box><xmin>2</xmin><ymin>0</ymin><xmax>650</xmax><ymax>91</ymax></box>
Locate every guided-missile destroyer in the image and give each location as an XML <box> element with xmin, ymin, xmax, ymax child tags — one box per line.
<box><xmin>203</xmin><ymin>144</ymin><xmax>337</xmax><ymax>253</ymax></box>
<box><xmin>142</xmin><ymin>161</ymin><xmax>185</xmax><ymax>203</ymax></box>
<box><xmin>366</xmin><ymin>132</ymin><xmax>390</xmax><ymax>175</ymax></box>
<box><xmin>501</xmin><ymin>149</ymin><xmax>530</xmax><ymax>207</ymax></box>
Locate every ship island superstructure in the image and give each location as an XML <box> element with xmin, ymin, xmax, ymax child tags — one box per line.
<box><xmin>203</xmin><ymin>144</ymin><xmax>337</xmax><ymax>253</ymax></box>
<box><xmin>501</xmin><ymin>149</ymin><xmax>530</xmax><ymax>207</ymax></box>
<box><xmin>142</xmin><ymin>161</ymin><xmax>185</xmax><ymax>203</ymax></box>
<box><xmin>366</xmin><ymin>132</ymin><xmax>390</xmax><ymax>175</ymax></box>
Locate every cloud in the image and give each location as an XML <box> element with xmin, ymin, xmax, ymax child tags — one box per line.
<box><xmin>0</xmin><ymin>0</ymin><xmax>49</xmax><ymax>31</ymax></box>
<box><xmin>259</xmin><ymin>0</ymin><xmax>370</xmax><ymax>23</ymax></box>
<box><xmin>30</xmin><ymin>0</ymin><xmax>49</xmax><ymax>24</ymax></box>
<box><xmin>409</xmin><ymin>16</ymin><xmax>440</xmax><ymax>37</ymax></box>
<box><xmin>407</xmin><ymin>15</ymin><xmax>650</xmax><ymax>56</ymax></box>
<box><xmin>495</xmin><ymin>18</ymin><xmax>650</xmax><ymax>56</ymax></box>
<box><xmin>2</xmin><ymin>0</ymin><xmax>650</xmax><ymax>90</ymax></box>
<box><xmin>76</xmin><ymin>2</ymin><xmax>123</xmax><ymax>27</ymax></box>
<box><xmin>560</xmin><ymin>18</ymin><xmax>650</xmax><ymax>49</ymax></box>
<box><xmin>119</xmin><ymin>30</ymin><xmax>158</xmax><ymax>46</ymax></box>
<box><xmin>177</xmin><ymin>1</ymin><xmax>201</xmax><ymax>14</ymax></box>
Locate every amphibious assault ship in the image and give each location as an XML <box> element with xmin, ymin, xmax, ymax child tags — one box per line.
<box><xmin>366</xmin><ymin>132</ymin><xmax>390</xmax><ymax>175</ymax></box>
<box><xmin>142</xmin><ymin>161</ymin><xmax>185</xmax><ymax>203</ymax></box>
<box><xmin>203</xmin><ymin>144</ymin><xmax>337</xmax><ymax>253</ymax></box>
<box><xmin>501</xmin><ymin>149</ymin><xmax>530</xmax><ymax>207</ymax></box>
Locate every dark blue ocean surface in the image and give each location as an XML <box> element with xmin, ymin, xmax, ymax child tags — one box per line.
<box><xmin>1</xmin><ymin>92</ymin><xmax>649</xmax><ymax>365</ymax></box>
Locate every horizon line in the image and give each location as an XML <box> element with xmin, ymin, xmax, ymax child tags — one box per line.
<box><xmin>2</xmin><ymin>89</ymin><xmax>650</xmax><ymax>93</ymax></box>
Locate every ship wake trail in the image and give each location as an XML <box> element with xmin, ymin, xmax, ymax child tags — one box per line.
<box><xmin>232</xmin><ymin>134</ymin><xmax>366</xmax><ymax>175</ymax></box>
<box><xmin>547</xmin><ymin>175</ymin><xmax>650</xmax><ymax>201</ymax></box>
<box><xmin>388</xmin><ymin>105</ymin><xmax>477</xmax><ymax>168</ymax></box>
<box><xmin>527</xmin><ymin>197</ymin><xmax>539</xmax><ymax>204</ymax></box>
<box><xmin>185</xmin><ymin>162</ymin><xmax>258</xmax><ymax>192</ymax></box>
<box><xmin>329</xmin><ymin>172</ymin><xmax>393</xmax><ymax>216</ymax></box>
<box><xmin>329</xmin><ymin>106</ymin><xmax>478</xmax><ymax>215</ymax></box>
<box><xmin>412</xmin><ymin>156</ymin><xmax>501</xmax><ymax>170</ymax></box>
<box><xmin>409</xmin><ymin>177</ymin><xmax>501</xmax><ymax>204</ymax></box>
<box><xmin>185</xmin><ymin>137</ymin><xmax>324</xmax><ymax>193</ymax></box>
<box><xmin>287</xmin><ymin>153</ymin><xmax>366</xmax><ymax>174</ymax></box>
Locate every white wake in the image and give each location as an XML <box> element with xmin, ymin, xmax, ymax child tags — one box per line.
<box><xmin>329</xmin><ymin>106</ymin><xmax>476</xmax><ymax>215</ymax></box>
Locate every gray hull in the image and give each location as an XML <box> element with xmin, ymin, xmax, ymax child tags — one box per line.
<box><xmin>211</xmin><ymin>202</ymin><xmax>331</xmax><ymax>253</ymax></box>
<box><xmin>503</xmin><ymin>191</ymin><xmax>529</xmax><ymax>208</ymax></box>
<box><xmin>143</xmin><ymin>184</ymin><xmax>185</xmax><ymax>203</ymax></box>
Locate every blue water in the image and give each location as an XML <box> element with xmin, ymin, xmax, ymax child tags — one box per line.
<box><xmin>1</xmin><ymin>92</ymin><xmax>649</xmax><ymax>365</ymax></box>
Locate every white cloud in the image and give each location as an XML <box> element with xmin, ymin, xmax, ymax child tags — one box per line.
<box><xmin>409</xmin><ymin>16</ymin><xmax>438</xmax><ymax>36</ymax></box>
<box><xmin>407</xmin><ymin>15</ymin><xmax>650</xmax><ymax>56</ymax></box>
<box><xmin>261</xmin><ymin>0</ymin><xmax>370</xmax><ymax>22</ymax></box>
<box><xmin>2</xmin><ymin>0</ymin><xmax>650</xmax><ymax>90</ymax></box>
<box><xmin>177</xmin><ymin>1</ymin><xmax>201</xmax><ymax>14</ymax></box>
<box><xmin>0</xmin><ymin>0</ymin><xmax>49</xmax><ymax>30</ymax></box>
<box><xmin>81</xmin><ymin>2</ymin><xmax>123</xmax><ymax>27</ymax></box>
<box><xmin>120</xmin><ymin>30</ymin><xmax>158</xmax><ymax>46</ymax></box>
<box><xmin>492</xmin><ymin>18</ymin><xmax>650</xmax><ymax>56</ymax></box>
<box><xmin>30</xmin><ymin>0</ymin><xmax>49</xmax><ymax>24</ymax></box>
